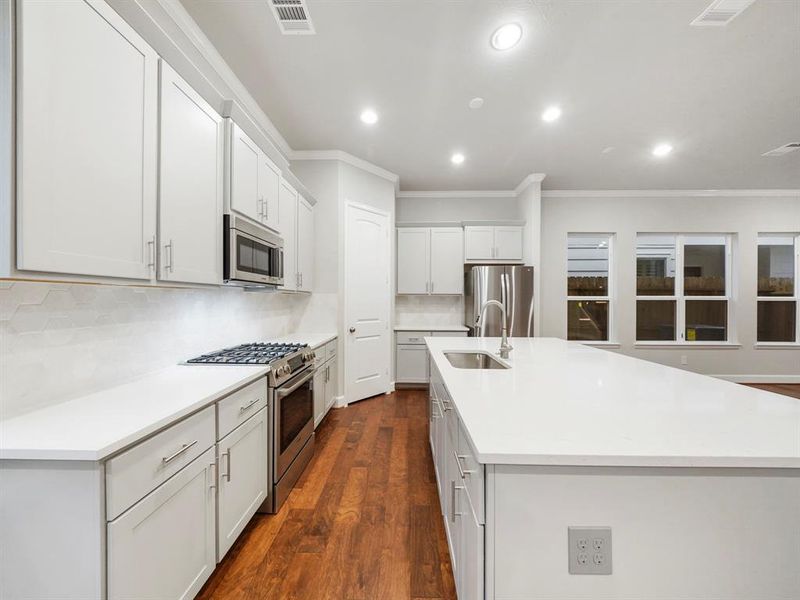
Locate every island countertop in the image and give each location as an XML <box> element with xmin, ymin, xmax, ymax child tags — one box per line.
<box><xmin>425</xmin><ymin>337</ymin><xmax>800</xmax><ymax>468</ymax></box>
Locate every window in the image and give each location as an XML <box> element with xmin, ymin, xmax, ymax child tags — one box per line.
<box><xmin>636</xmin><ymin>234</ymin><xmax>732</xmax><ymax>343</ymax></box>
<box><xmin>757</xmin><ymin>234</ymin><xmax>799</xmax><ymax>343</ymax></box>
<box><xmin>567</xmin><ymin>234</ymin><xmax>613</xmax><ymax>341</ymax></box>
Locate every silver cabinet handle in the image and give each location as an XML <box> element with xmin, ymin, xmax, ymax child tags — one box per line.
<box><xmin>239</xmin><ymin>398</ymin><xmax>260</xmax><ymax>413</ymax></box>
<box><xmin>276</xmin><ymin>369</ymin><xmax>314</xmax><ymax>398</ymax></box>
<box><xmin>454</xmin><ymin>450</ymin><xmax>465</xmax><ymax>479</ymax></box>
<box><xmin>451</xmin><ymin>480</ymin><xmax>464</xmax><ymax>521</ymax></box>
<box><xmin>431</xmin><ymin>281</ymin><xmax>434</xmax><ymax>293</ymax></box>
<box><xmin>264</xmin><ymin>198</ymin><xmax>269</xmax><ymax>221</ymax></box>
<box><xmin>257</xmin><ymin>197</ymin><xmax>264</xmax><ymax>219</ymax></box>
<box><xmin>147</xmin><ymin>236</ymin><xmax>155</xmax><ymax>270</ymax></box>
<box><xmin>456</xmin><ymin>453</ymin><xmax>476</xmax><ymax>477</ymax></box>
<box><xmin>164</xmin><ymin>240</ymin><xmax>174</xmax><ymax>271</ymax></box>
<box><xmin>162</xmin><ymin>440</ymin><xmax>197</xmax><ymax>464</ymax></box>
<box><xmin>425</xmin><ymin>281</ymin><xmax>429</xmax><ymax>293</ymax></box>
<box><xmin>209</xmin><ymin>461</ymin><xmax>217</xmax><ymax>490</ymax></box>
<box><xmin>442</xmin><ymin>400</ymin><xmax>453</xmax><ymax>412</ymax></box>
<box><xmin>221</xmin><ymin>449</ymin><xmax>231</xmax><ymax>482</ymax></box>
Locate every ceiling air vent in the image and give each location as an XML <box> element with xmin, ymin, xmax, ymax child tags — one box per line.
<box><xmin>762</xmin><ymin>143</ymin><xmax>800</xmax><ymax>157</ymax></box>
<box><xmin>271</xmin><ymin>0</ymin><xmax>315</xmax><ymax>35</ymax></box>
<box><xmin>691</xmin><ymin>0</ymin><xmax>756</xmax><ymax>26</ymax></box>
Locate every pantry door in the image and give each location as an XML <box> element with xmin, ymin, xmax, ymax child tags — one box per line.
<box><xmin>344</xmin><ymin>202</ymin><xmax>391</xmax><ymax>404</ymax></box>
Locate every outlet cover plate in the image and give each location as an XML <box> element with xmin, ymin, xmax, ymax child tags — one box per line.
<box><xmin>568</xmin><ymin>527</ymin><xmax>612</xmax><ymax>575</ymax></box>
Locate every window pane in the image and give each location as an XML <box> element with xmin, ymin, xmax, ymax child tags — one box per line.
<box><xmin>758</xmin><ymin>236</ymin><xmax>795</xmax><ymax>297</ymax></box>
<box><xmin>757</xmin><ymin>301</ymin><xmax>797</xmax><ymax>342</ymax></box>
<box><xmin>568</xmin><ymin>234</ymin><xmax>609</xmax><ymax>296</ymax></box>
<box><xmin>685</xmin><ymin>300</ymin><xmax>727</xmax><ymax>341</ymax></box>
<box><xmin>567</xmin><ymin>300</ymin><xmax>609</xmax><ymax>341</ymax></box>
<box><xmin>636</xmin><ymin>234</ymin><xmax>675</xmax><ymax>296</ymax></box>
<box><xmin>683</xmin><ymin>238</ymin><xmax>726</xmax><ymax>296</ymax></box>
<box><xmin>636</xmin><ymin>300</ymin><xmax>676</xmax><ymax>341</ymax></box>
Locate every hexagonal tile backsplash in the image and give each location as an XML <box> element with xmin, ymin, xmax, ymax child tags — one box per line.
<box><xmin>0</xmin><ymin>281</ymin><xmax>336</xmax><ymax>419</ymax></box>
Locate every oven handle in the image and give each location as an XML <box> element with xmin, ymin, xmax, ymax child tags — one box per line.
<box><xmin>276</xmin><ymin>369</ymin><xmax>314</xmax><ymax>398</ymax></box>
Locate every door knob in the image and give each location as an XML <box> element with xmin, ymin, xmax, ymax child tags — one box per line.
<box><xmin>349</xmin><ymin>327</ymin><xmax>356</xmax><ymax>333</ymax></box>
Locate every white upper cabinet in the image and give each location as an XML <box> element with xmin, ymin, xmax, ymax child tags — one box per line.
<box><xmin>397</xmin><ymin>228</ymin><xmax>430</xmax><ymax>294</ymax></box>
<box><xmin>158</xmin><ymin>62</ymin><xmax>224</xmax><ymax>285</ymax></box>
<box><xmin>464</xmin><ymin>226</ymin><xmax>523</xmax><ymax>262</ymax></box>
<box><xmin>296</xmin><ymin>196</ymin><xmax>314</xmax><ymax>292</ymax></box>
<box><xmin>229</xmin><ymin>123</ymin><xmax>261</xmax><ymax>224</ymax></box>
<box><xmin>258</xmin><ymin>155</ymin><xmax>281</xmax><ymax>232</ymax></box>
<box><xmin>17</xmin><ymin>0</ymin><xmax>158</xmax><ymax>279</ymax></box>
<box><xmin>397</xmin><ymin>227</ymin><xmax>463</xmax><ymax>295</ymax></box>
<box><xmin>278</xmin><ymin>179</ymin><xmax>298</xmax><ymax>292</ymax></box>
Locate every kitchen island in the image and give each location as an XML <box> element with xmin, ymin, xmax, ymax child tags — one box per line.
<box><xmin>425</xmin><ymin>336</ymin><xmax>800</xmax><ymax>600</ymax></box>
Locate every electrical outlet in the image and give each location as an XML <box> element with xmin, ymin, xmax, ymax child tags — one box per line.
<box><xmin>568</xmin><ymin>527</ymin><xmax>612</xmax><ymax>575</ymax></box>
<box><xmin>680</xmin><ymin>355</ymin><xmax>688</xmax><ymax>366</ymax></box>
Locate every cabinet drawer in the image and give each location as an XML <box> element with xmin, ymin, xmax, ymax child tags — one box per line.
<box><xmin>217</xmin><ymin>378</ymin><xmax>268</xmax><ymax>440</ymax></box>
<box><xmin>326</xmin><ymin>339</ymin><xmax>337</xmax><ymax>360</ymax></box>
<box><xmin>396</xmin><ymin>331</ymin><xmax>429</xmax><ymax>345</ymax></box>
<box><xmin>439</xmin><ymin>384</ymin><xmax>459</xmax><ymax>447</ymax></box>
<box><xmin>457</xmin><ymin>422</ymin><xmax>485</xmax><ymax>524</ymax></box>
<box><xmin>106</xmin><ymin>406</ymin><xmax>215</xmax><ymax>520</ymax></box>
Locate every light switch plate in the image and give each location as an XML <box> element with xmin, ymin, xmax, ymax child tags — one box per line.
<box><xmin>568</xmin><ymin>527</ymin><xmax>612</xmax><ymax>575</ymax></box>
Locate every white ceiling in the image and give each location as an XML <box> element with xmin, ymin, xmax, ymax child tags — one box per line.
<box><xmin>180</xmin><ymin>0</ymin><xmax>800</xmax><ymax>191</ymax></box>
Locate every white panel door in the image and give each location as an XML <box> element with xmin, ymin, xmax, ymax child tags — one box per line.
<box><xmin>312</xmin><ymin>363</ymin><xmax>327</xmax><ymax>428</ymax></box>
<box><xmin>494</xmin><ymin>226</ymin><xmax>524</xmax><ymax>261</ymax></box>
<box><xmin>396</xmin><ymin>345</ymin><xmax>429</xmax><ymax>383</ymax></box>
<box><xmin>430</xmin><ymin>228</ymin><xmax>464</xmax><ymax>294</ymax></box>
<box><xmin>217</xmin><ymin>409</ymin><xmax>268</xmax><ymax>560</ymax></box>
<box><xmin>158</xmin><ymin>62</ymin><xmax>223</xmax><ymax>285</ymax></box>
<box><xmin>464</xmin><ymin>227</ymin><xmax>495</xmax><ymax>261</ymax></box>
<box><xmin>397</xmin><ymin>228</ymin><xmax>430</xmax><ymax>294</ymax></box>
<box><xmin>345</xmin><ymin>203</ymin><xmax>390</xmax><ymax>403</ymax></box>
<box><xmin>17</xmin><ymin>0</ymin><xmax>158</xmax><ymax>279</ymax></box>
<box><xmin>229</xmin><ymin>123</ymin><xmax>260</xmax><ymax>223</ymax></box>
<box><xmin>107</xmin><ymin>448</ymin><xmax>216</xmax><ymax>600</ymax></box>
<box><xmin>297</xmin><ymin>196</ymin><xmax>314</xmax><ymax>292</ymax></box>
<box><xmin>278</xmin><ymin>180</ymin><xmax>298</xmax><ymax>291</ymax></box>
<box><xmin>258</xmin><ymin>154</ymin><xmax>281</xmax><ymax>232</ymax></box>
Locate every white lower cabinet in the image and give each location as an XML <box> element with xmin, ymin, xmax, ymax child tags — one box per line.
<box><xmin>216</xmin><ymin>408</ymin><xmax>269</xmax><ymax>561</ymax></box>
<box><xmin>396</xmin><ymin>330</ymin><xmax>467</xmax><ymax>385</ymax></box>
<box><xmin>313</xmin><ymin>361</ymin><xmax>328</xmax><ymax>428</ymax></box>
<box><xmin>107</xmin><ymin>447</ymin><xmax>217</xmax><ymax>600</ymax></box>
<box><xmin>313</xmin><ymin>343</ymin><xmax>338</xmax><ymax>427</ymax></box>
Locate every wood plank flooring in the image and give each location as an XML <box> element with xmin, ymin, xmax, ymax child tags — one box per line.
<box><xmin>743</xmin><ymin>383</ymin><xmax>800</xmax><ymax>400</ymax></box>
<box><xmin>197</xmin><ymin>389</ymin><xmax>456</xmax><ymax>600</ymax></box>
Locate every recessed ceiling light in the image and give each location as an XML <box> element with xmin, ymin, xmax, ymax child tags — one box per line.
<box><xmin>652</xmin><ymin>143</ymin><xmax>673</xmax><ymax>157</ymax></box>
<box><xmin>360</xmin><ymin>109</ymin><xmax>378</xmax><ymax>125</ymax></box>
<box><xmin>490</xmin><ymin>23</ymin><xmax>522</xmax><ymax>51</ymax></box>
<box><xmin>451</xmin><ymin>153</ymin><xmax>465</xmax><ymax>165</ymax></box>
<box><xmin>469</xmin><ymin>97</ymin><xmax>484</xmax><ymax>110</ymax></box>
<box><xmin>541</xmin><ymin>106</ymin><xmax>562</xmax><ymax>123</ymax></box>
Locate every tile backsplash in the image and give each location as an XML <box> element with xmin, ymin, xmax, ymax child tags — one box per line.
<box><xmin>395</xmin><ymin>295</ymin><xmax>464</xmax><ymax>327</ymax></box>
<box><xmin>0</xmin><ymin>280</ymin><xmax>334</xmax><ymax>419</ymax></box>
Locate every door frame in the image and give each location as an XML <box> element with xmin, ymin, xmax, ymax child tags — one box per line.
<box><xmin>342</xmin><ymin>200</ymin><xmax>392</xmax><ymax>406</ymax></box>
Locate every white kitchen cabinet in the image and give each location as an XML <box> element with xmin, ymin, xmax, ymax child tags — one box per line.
<box><xmin>107</xmin><ymin>448</ymin><xmax>217</xmax><ymax>600</ymax></box>
<box><xmin>396</xmin><ymin>344</ymin><xmax>429</xmax><ymax>384</ymax></box>
<box><xmin>458</xmin><ymin>498</ymin><xmax>485</xmax><ymax>600</ymax></box>
<box><xmin>279</xmin><ymin>179</ymin><xmax>298</xmax><ymax>292</ymax></box>
<box><xmin>158</xmin><ymin>61</ymin><xmax>224</xmax><ymax>285</ymax></box>
<box><xmin>397</xmin><ymin>227</ymin><xmax>463</xmax><ymax>295</ymax></box>
<box><xmin>313</xmin><ymin>360</ymin><xmax>327</xmax><ymax>428</ymax></box>
<box><xmin>296</xmin><ymin>195</ymin><xmax>314</xmax><ymax>292</ymax></box>
<box><xmin>16</xmin><ymin>0</ymin><xmax>158</xmax><ymax>280</ymax></box>
<box><xmin>216</xmin><ymin>408</ymin><xmax>268</xmax><ymax>560</ymax></box>
<box><xmin>464</xmin><ymin>226</ymin><xmax>523</xmax><ymax>262</ymax></box>
<box><xmin>259</xmin><ymin>155</ymin><xmax>281</xmax><ymax>232</ymax></box>
<box><xmin>326</xmin><ymin>355</ymin><xmax>338</xmax><ymax>412</ymax></box>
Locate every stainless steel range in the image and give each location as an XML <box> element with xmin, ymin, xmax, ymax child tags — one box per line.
<box><xmin>187</xmin><ymin>342</ymin><xmax>317</xmax><ymax>512</ymax></box>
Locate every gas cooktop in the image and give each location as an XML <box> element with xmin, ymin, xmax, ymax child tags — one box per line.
<box><xmin>187</xmin><ymin>342</ymin><xmax>308</xmax><ymax>365</ymax></box>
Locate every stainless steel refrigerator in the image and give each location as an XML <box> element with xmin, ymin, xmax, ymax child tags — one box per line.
<box><xmin>464</xmin><ymin>265</ymin><xmax>534</xmax><ymax>337</ymax></box>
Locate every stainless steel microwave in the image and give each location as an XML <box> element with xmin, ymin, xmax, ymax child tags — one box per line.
<box><xmin>223</xmin><ymin>214</ymin><xmax>284</xmax><ymax>286</ymax></box>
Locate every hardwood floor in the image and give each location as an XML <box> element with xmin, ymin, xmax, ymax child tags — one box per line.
<box><xmin>197</xmin><ymin>389</ymin><xmax>456</xmax><ymax>600</ymax></box>
<box><xmin>743</xmin><ymin>383</ymin><xmax>800</xmax><ymax>400</ymax></box>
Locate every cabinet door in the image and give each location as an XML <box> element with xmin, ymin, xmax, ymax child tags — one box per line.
<box><xmin>313</xmin><ymin>363</ymin><xmax>327</xmax><ymax>428</ymax></box>
<box><xmin>397</xmin><ymin>228</ymin><xmax>430</xmax><ymax>294</ymax></box>
<box><xmin>430</xmin><ymin>228</ymin><xmax>464</xmax><ymax>294</ymax></box>
<box><xmin>229</xmin><ymin>123</ymin><xmax>261</xmax><ymax>223</ymax></box>
<box><xmin>396</xmin><ymin>344</ymin><xmax>429</xmax><ymax>383</ymax></box>
<box><xmin>464</xmin><ymin>227</ymin><xmax>495</xmax><ymax>261</ymax></box>
<box><xmin>278</xmin><ymin>180</ymin><xmax>298</xmax><ymax>291</ymax></box>
<box><xmin>326</xmin><ymin>356</ymin><xmax>338</xmax><ymax>412</ymax></box>
<box><xmin>297</xmin><ymin>196</ymin><xmax>314</xmax><ymax>292</ymax></box>
<box><xmin>158</xmin><ymin>62</ymin><xmax>223</xmax><ymax>285</ymax></box>
<box><xmin>445</xmin><ymin>444</ymin><xmax>463</xmax><ymax>588</ymax></box>
<box><xmin>458</xmin><ymin>495</ymin><xmax>485</xmax><ymax>600</ymax></box>
<box><xmin>494</xmin><ymin>226</ymin><xmax>524</xmax><ymax>261</ymax></box>
<box><xmin>107</xmin><ymin>448</ymin><xmax>216</xmax><ymax>600</ymax></box>
<box><xmin>258</xmin><ymin>154</ymin><xmax>281</xmax><ymax>232</ymax></box>
<box><xmin>217</xmin><ymin>409</ymin><xmax>268</xmax><ymax>560</ymax></box>
<box><xmin>17</xmin><ymin>0</ymin><xmax>158</xmax><ymax>279</ymax></box>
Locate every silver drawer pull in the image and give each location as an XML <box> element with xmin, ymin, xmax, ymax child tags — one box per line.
<box><xmin>162</xmin><ymin>440</ymin><xmax>198</xmax><ymax>464</ymax></box>
<box><xmin>456</xmin><ymin>454</ymin><xmax>476</xmax><ymax>476</ymax></box>
<box><xmin>239</xmin><ymin>398</ymin><xmax>261</xmax><ymax>413</ymax></box>
<box><xmin>222</xmin><ymin>449</ymin><xmax>231</xmax><ymax>482</ymax></box>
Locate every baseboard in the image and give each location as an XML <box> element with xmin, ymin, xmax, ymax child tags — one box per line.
<box><xmin>333</xmin><ymin>395</ymin><xmax>346</xmax><ymax>408</ymax></box>
<box><xmin>711</xmin><ymin>374</ymin><xmax>800</xmax><ymax>384</ymax></box>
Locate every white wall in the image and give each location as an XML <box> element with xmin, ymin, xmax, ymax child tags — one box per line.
<box><xmin>395</xmin><ymin>295</ymin><xmax>463</xmax><ymax>327</ymax></box>
<box><xmin>540</xmin><ymin>193</ymin><xmax>800</xmax><ymax>379</ymax></box>
<box><xmin>396</xmin><ymin>195</ymin><xmax>518</xmax><ymax>223</ymax></box>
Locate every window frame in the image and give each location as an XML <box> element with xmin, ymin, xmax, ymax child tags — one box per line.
<box><xmin>756</xmin><ymin>233</ymin><xmax>800</xmax><ymax>346</ymax></box>
<box><xmin>635</xmin><ymin>233</ymin><xmax>734</xmax><ymax>345</ymax></box>
<box><xmin>566</xmin><ymin>233</ymin><xmax>615</xmax><ymax>343</ymax></box>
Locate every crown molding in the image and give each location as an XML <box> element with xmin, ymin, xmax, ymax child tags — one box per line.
<box><xmin>396</xmin><ymin>190</ymin><xmax>515</xmax><ymax>199</ymax></box>
<box><xmin>514</xmin><ymin>173</ymin><xmax>547</xmax><ymax>195</ymax></box>
<box><xmin>289</xmin><ymin>150</ymin><xmax>400</xmax><ymax>186</ymax></box>
<box><xmin>541</xmin><ymin>189</ymin><xmax>800</xmax><ymax>198</ymax></box>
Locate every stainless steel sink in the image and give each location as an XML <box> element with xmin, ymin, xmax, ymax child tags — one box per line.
<box><xmin>444</xmin><ymin>351</ymin><xmax>509</xmax><ymax>370</ymax></box>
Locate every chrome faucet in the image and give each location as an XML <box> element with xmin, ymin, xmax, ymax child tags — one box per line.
<box><xmin>476</xmin><ymin>300</ymin><xmax>513</xmax><ymax>359</ymax></box>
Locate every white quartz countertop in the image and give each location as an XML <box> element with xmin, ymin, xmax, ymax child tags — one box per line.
<box><xmin>395</xmin><ymin>325</ymin><xmax>469</xmax><ymax>332</ymax></box>
<box><xmin>426</xmin><ymin>337</ymin><xmax>800</xmax><ymax>468</ymax></box>
<box><xmin>0</xmin><ymin>365</ymin><xmax>269</xmax><ymax>461</ymax></box>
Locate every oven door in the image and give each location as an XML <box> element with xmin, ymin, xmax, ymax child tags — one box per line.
<box><xmin>225</xmin><ymin>216</ymin><xmax>284</xmax><ymax>286</ymax></box>
<box><xmin>274</xmin><ymin>368</ymin><xmax>314</xmax><ymax>480</ymax></box>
